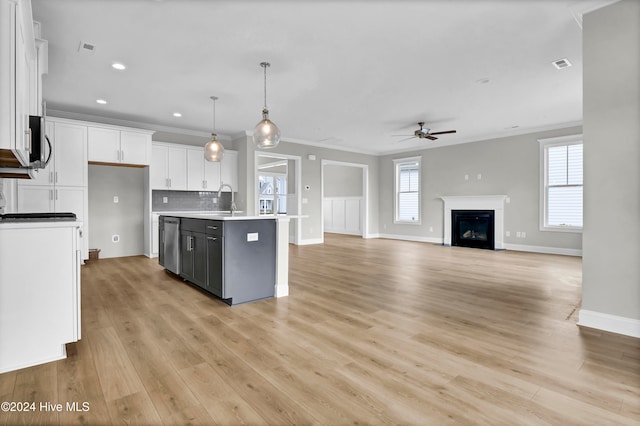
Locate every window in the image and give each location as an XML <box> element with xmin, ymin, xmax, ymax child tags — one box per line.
<box><xmin>394</xmin><ymin>156</ymin><xmax>421</xmax><ymax>224</ymax></box>
<box><xmin>258</xmin><ymin>174</ymin><xmax>287</xmax><ymax>214</ymax></box>
<box><xmin>539</xmin><ymin>135</ymin><xmax>583</xmax><ymax>231</ymax></box>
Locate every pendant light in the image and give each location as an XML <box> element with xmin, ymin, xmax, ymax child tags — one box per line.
<box><xmin>253</xmin><ymin>62</ymin><xmax>281</xmax><ymax>148</ymax></box>
<box><xmin>204</xmin><ymin>96</ymin><xmax>224</xmax><ymax>162</ymax></box>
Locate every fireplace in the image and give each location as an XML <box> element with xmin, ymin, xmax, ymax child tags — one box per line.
<box><xmin>452</xmin><ymin>210</ymin><xmax>495</xmax><ymax>250</ymax></box>
<box><xmin>441</xmin><ymin>195</ymin><xmax>506</xmax><ymax>250</ymax></box>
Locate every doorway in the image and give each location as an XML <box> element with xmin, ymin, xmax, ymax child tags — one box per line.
<box><xmin>254</xmin><ymin>152</ymin><xmax>302</xmax><ymax>244</ymax></box>
<box><xmin>321</xmin><ymin>160</ymin><xmax>368</xmax><ymax>238</ymax></box>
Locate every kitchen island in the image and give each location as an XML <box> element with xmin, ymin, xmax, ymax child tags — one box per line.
<box><xmin>159</xmin><ymin>213</ymin><xmax>290</xmax><ymax>305</ymax></box>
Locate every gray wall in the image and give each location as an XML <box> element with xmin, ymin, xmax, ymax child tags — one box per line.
<box><xmin>582</xmin><ymin>0</ymin><xmax>639</xmax><ymax>321</ymax></box>
<box><xmin>88</xmin><ymin>165</ymin><xmax>145</xmax><ymax>258</ymax></box>
<box><xmin>324</xmin><ymin>164</ymin><xmax>363</xmax><ymax>197</ymax></box>
<box><xmin>378</xmin><ymin>126</ymin><xmax>583</xmax><ymax>250</ymax></box>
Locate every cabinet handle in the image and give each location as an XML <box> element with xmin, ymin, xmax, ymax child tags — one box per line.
<box><xmin>207</xmin><ymin>225</ymin><xmax>218</xmax><ymax>230</ymax></box>
<box><xmin>203</xmin><ymin>180</ymin><xmax>206</xmax><ymax>189</ymax></box>
<box><xmin>121</xmin><ymin>150</ymin><xmax>124</xmax><ymax>162</ymax></box>
<box><xmin>207</xmin><ymin>237</ymin><xmax>217</xmax><ymax>241</ymax></box>
<box><xmin>116</xmin><ymin>150</ymin><xmax>120</xmax><ymax>161</ymax></box>
<box><xmin>25</xmin><ymin>129</ymin><xmax>32</xmax><ymax>153</ymax></box>
<box><xmin>49</xmin><ymin>172</ymin><xmax>53</xmax><ymax>184</ymax></box>
<box><xmin>55</xmin><ymin>172</ymin><xmax>58</xmax><ymax>183</ymax></box>
<box><xmin>49</xmin><ymin>189</ymin><xmax>53</xmax><ymax>201</ymax></box>
<box><xmin>55</xmin><ymin>189</ymin><xmax>58</xmax><ymax>201</ymax></box>
<box><xmin>169</xmin><ymin>178</ymin><xmax>172</xmax><ymax>188</ymax></box>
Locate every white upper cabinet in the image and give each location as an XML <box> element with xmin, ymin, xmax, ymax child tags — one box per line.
<box><xmin>88</xmin><ymin>125</ymin><xmax>152</xmax><ymax>166</ymax></box>
<box><xmin>220</xmin><ymin>150</ymin><xmax>238</xmax><ymax>191</ymax></box>
<box><xmin>18</xmin><ymin>120</ymin><xmax>87</xmax><ymax>187</ymax></box>
<box><xmin>187</xmin><ymin>147</ymin><xmax>221</xmax><ymax>191</ymax></box>
<box><xmin>151</xmin><ymin>143</ymin><xmax>187</xmax><ymax>190</ymax></box>
<box><xmin>152</xmin><ymin>142</ymin><xmax>235</xmax><ymax>192</ymax></box>
<box><xmin>0</xmin><ymin>0</ymin><xmax>40</xmax><ymax>168</ymax></box>
<box><xmin>55</xmin><ymin>122</ymin><xmax>87</xmax><ymax>186</ymax></box>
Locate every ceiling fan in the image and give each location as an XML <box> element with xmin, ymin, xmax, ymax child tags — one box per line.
<box><xmin>395</xmin><ymin>122</ymin><xmax>457</xmax><ymax>142</ymax></box>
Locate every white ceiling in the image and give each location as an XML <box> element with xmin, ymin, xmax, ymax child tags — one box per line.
<box><xmin>32</xmin><ymin>0</ymin><xmax>585</xmax><ymax>155</ymax></box>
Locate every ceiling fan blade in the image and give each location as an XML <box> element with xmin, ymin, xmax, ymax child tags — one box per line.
<box><xmin>397</xmin><ymin>136</ymin><xmax>417</xmax><ymax>142</ymax></box>
<box><xmin>425</xmin><ymin>135</ymin><xmax>438</xmax><ymax>140</ymax></box>
<box><xmin>392</xmin><ymin>134</ymin><xmax>414</xmax><ymax>137</ymax></box>
<box><xmin>428</xmin><ymin>130</ymin><xmax>457</xmax><ymax>136</ymax></box>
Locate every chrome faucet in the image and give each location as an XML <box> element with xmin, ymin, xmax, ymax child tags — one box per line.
<box><xmin>217</xmin><ymin>182</ymin><xmax>237</xmax><ymax>213</ymax></box>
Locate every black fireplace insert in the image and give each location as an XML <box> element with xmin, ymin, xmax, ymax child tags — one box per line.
<box><xmin>452</xmin><ymin>210</ymin><xmax>495</xmax><ymax>250</ymax></box>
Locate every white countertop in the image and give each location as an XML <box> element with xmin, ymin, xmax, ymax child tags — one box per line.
<box><xmin>0</xmin><ymin>220</ymin><xmax>83</xmax><ymax>230</ymax></box>
<box><xmin>159</xmin><ymin>212</ymin><xmax>275</xmax><ymax>221</ymax></box>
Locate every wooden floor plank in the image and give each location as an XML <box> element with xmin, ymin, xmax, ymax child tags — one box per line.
<box><xmin>0</xmin><ymin>233</ymin><xmax>638</xmax><ymax>425</ymax></box>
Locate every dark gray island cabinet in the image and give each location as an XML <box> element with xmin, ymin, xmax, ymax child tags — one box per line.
<box><xmin>159</xmin><ymin>214</ymin><xmax>277</xmax><ymax>305</ymax></box>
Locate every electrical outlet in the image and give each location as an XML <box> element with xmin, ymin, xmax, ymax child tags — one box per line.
<box><xmin>112</xmin><ymin>234</ymin><xmax>120</xmax><ymax>243</ymax></box>
<box><xmin>516</xmin><ymin>231</ymin><xmax>521</xmax><ymax>238</ymax></box>
<box><xmin>506</xmin><ymin>197</ymin><xmax>511</xmax><ymax>204</ymax></box>
<box><xmin>505</xmin><ymin>231</ymin><xmax>510</xmax><ymax>237</ymax></box>
<box><xmin>464</xmin><ymin>174</ymin><xmax>469</xmax><ymax>181</ymax></box>
<box><xmin>477</xmin><ymin>173</ymin><xmax>482</xmax><ymax>180</ymax></box>
<box><xmin>429</xmin><ymin>226</ymin><xmax>434</xmax><ymax>232</ymax></box>
<box><xmin>302</xmin><ymin>198</ymin><xmax>308</xmax><ymax>204</ymax></box>
<box><xmin>163</xmin><ymin>196</ymin><xmax>168</xmax><ymax>203</ymax></box>
<box><xmin>521</xmin><ymin>231</ymin><xmax>526</xmax><ymax>238</ymax></box>
<box><xmin>247</xmin><ymin>232</ymin><xmax>259</xmax><ymax>242</ymax></box>
<box><xmin>113</xmin><ymin>196</ymin><xmax>119</xmax><ymax>203</ymax></box>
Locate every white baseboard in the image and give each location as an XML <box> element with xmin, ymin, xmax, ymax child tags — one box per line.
<box><xmin>378</xmin><ymin>233</ymin><xmax>444</xmax><ymax>244</ymax></box>
<box><xmin>324</xmin><ymin>228</ymin><xmax>362</xmax><ymax>236</ymax></box>
<box><xmin>275</xmin><ymin>284</ymin><xmax>289</xmax><ymax>298</ymax></box>
<box><xmin>296</xmin><ymin>238</ymin><xmax>324</xmax><ymax>246</ymax></box>
<box><xmin>578</xmin><ymin>309</ymin><xmax>640</xmax><ymax>338</ymax></box>
<box><xmin>503</xmin><ymin>243</ymin><xmax>582</xmax><ymax>256</ymax></box>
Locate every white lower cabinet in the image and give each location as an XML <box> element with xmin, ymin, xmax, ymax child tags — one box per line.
<box><xmin>152</xmin><ymin>213</ymin><xmax>160</xmax><ymax>256</ymax></box>
<box><xmin>0</xmin><ymin>222</ymin><xmax>82</xmax><ymax>373</ymax></box>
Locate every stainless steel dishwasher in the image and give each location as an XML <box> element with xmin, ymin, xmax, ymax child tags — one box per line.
<box><xmin>162</xmin><ymin>217</ymin><xmax>180</xmax><ymax>274</ymax></box>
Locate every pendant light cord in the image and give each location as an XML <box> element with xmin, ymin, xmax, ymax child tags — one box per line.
<box><xmin>210</xmin><ymin>95</ymin><xmax>218</xmax><ymax>133</ymax></box>
<box><xmin>260</xmin><ymin>62</ymin><xmax>270</xmax><ymax>110</ymax></box>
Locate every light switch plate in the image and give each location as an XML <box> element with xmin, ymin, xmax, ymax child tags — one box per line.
<box><xmin>113</xmin><ymin>196</ymin><xmax>119</xmax><ymax>203</ymax></box>
<box><xmin>247</xmin><ymin>232</ymin><xmax>259</xmax><ymax>242</ymax></box>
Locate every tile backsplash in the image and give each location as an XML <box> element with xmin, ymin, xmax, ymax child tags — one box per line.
<box><xmin>152</xmin><ymin>190</ymin><xmax>234</xmax><ymax>212</ymax></box>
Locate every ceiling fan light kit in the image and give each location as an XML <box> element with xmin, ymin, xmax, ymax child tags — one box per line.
<box><xmin>396</xmin><ymin>121</ymin><xmax>457</xmax><ymax>142</ymax></box>
<box><xmin>204</xmin><ymin>96</ymin><xmax>225</xmax><ymax>162</ymax></box>
<box><xmin>253</xmin><ymin>62</ymin><xmax>281</xmax><ymax>149</ymax></box>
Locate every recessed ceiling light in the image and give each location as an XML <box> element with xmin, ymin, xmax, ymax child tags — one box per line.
<box><xmin>112</xmin><ymin>62</ymin><xmax>126</xmax><ymax>70</ymax></box>
<box><xmin>96</xmin><ymin>99</ymin><xmax>107</xmax><ymax>105</ymax></box>
<box><xmin>552</xmin><ymin>58</ymin><xmax>572</xmax><ymax>69</ymax></box>
<box><xmin>173</xmin><ymin>112</ymin><xmax>182</xmax><ymax>117</ymax></box>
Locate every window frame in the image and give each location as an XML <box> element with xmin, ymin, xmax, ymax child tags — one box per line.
<box><xmin>539</xmin><ymin>134</ymin><xmax>583</xmax><ymax>233</ymax></box>
<box><xmin>393</xmin><ymin>156</ymin><xmax>422</xmax><ymax>225</ymax></box>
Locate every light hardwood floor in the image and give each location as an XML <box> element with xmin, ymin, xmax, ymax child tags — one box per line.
<box><xmin>1</xmin><ymin>233</ymin><xmax>638</xmax><ymax>425</ymax></box>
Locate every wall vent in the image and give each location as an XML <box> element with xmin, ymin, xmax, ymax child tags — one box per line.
<box><xmin>552</xmin><ymin>58</ymin><xmax>572</xmax><ymax>69</ymax></box>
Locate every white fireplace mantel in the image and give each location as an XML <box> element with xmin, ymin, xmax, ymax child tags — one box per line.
<box><xmin>441</xmin><ymin>195</ymin><xmax>507</xmax><ymax>249</ymax></box>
